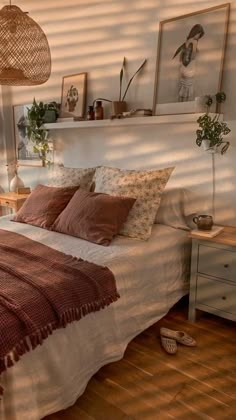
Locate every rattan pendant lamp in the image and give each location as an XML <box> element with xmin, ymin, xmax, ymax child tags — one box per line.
<box><xmin>0</xmin><ymin>1</ymin><xmax>51</xmax><ymax>85</ymax></box>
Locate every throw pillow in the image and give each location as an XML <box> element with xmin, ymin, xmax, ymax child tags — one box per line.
<box><xmin>52</xmin><ymin>189</ymin><xmax>136</xmax><ymax>246</ymax></box>
<box><xmin>94</xmin><ymin>166</ymin><xmax>174</xmax><ymax>240</ymax></box>
<box><xmin>47</xmin><ymin>165</ymin><xmax>96</xmax><ymax>190</ymax></box>
<box><xmin>12</xmin><ymin>184</ymin><xmax>78</xmax><ymax>229</ymax></box>
<box><xmin>155</xmin><ymin>188</ymin><xmax>189</xmax><ymax>230</ymax></box>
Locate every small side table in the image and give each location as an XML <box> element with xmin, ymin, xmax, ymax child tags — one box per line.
<box><xmin>0</xmin><ymin>192</ymin><xmax>30</xmax><ymax>214</ymax></box>
<box><xmin>188</xmin><ymin>226</ymin><xmax>236</xmax><ymax>322</ymax></box>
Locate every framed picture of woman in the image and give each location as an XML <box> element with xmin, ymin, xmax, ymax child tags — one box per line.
<box><xmin>60</xmin><ymin>72</ymin><xmax>87</xmax><ymax>119</ymax></box>
<box><xmin>152</xmin><ymin>4</ymin><xmax>230</xmax><ymax>115</ymax></box>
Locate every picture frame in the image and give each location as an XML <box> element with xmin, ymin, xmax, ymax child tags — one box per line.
<box><xmin>152</xmin><ymin>4</ymin><xmax>230</xmax><ymax>116</ymax></box>
<box><xmin>60</xmin><ymin>72</ymin><xmax>87</xmax><ymax>119</ymax></box>
<box><xmin>13</xmin><ymin>104</ymin><xmax>43</xmax><ymax>167</ymax></box>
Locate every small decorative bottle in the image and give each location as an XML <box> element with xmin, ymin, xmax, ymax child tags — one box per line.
<box><xmin>87</xmin><ymin>105</ymin><xmax>94</xmax><ymax>120</ymax></box>
<box><xmin>94</xmin><ymin>101</ymin><xmax>104</xmax><ymax>120</ymax></box>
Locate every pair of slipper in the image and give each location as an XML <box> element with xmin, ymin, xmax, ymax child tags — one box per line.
<box><xmin>160</xmin><ymin>327</ymin><xmax>196</xmax><ymax>355</ymax></box>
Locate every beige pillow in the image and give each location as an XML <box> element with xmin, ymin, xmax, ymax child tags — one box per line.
<box><xmin>94</xmin><ymin>166</ymin><xmax>174</xmax><ymax>240</ymax></box>
<box><xmin>155</xmin><ymin>188</ymin><xmax>188</xmax><ymax>229</ymax></box>
<box><xmin>47</xmin><ymin>165</ymin><xmax>96</xmax><ymax>190</ymax></box>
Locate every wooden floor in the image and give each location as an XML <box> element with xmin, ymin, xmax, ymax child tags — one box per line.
<box><xmin>45</xmin><ymin>299</ymin><xmax>236</xmax><ymax>419</ymax></box>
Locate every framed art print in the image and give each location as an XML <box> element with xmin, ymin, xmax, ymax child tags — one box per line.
<box><xmin>60</xmin><ymin>72</ymin><xmax>87</xmax><ymax>119</ymax></box>
<box><xmin>152</xmin><ymin>4</ymin><xmax>230</xmax><ymax>115</ymax></box>
<box><xmin>13</xmin><ymin>104</ymin><xmax>43</xmax><ymax>167</ymax></box>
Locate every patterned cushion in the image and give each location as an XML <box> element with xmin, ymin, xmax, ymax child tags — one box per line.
<box><xmin>94</xmin><ymin>166</ymin><xmax>174</xmax><ymax>240</ymax></box>
<box><xmin>47</xmin><ymin>165</ymin><xmax>96</xmax><ymax>190</ymax></box>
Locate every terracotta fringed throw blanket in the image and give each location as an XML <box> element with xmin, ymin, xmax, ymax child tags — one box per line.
<box><xmin>0</xmin><ymin>229</ymin><xmax>119</xmax><ymax>394</ymax></box>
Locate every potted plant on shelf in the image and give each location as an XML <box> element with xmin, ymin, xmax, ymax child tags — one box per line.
<box><xmin>112</xmin><ymin>56</ymin><xmax>147</xmax><ymax>115</ymax></box>
<box><xmin>196</xmin><ymin>91</ymin><xmax>231</xmax><ymax>154</ymax></box>
<box><xmin>92</xmin><ymin>57</ymin><xmax>147</xmax><ymax>117</ymax></box>
<box><xmin>27</xmin><ymin>100</ymin><xmax>59</xmax><ymax>166</ymax></box>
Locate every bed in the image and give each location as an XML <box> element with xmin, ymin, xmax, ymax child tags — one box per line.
<box><xmin>0</xmin><ymin>213</ymin><xmax>191</xmax><ymax>420</ymax></box>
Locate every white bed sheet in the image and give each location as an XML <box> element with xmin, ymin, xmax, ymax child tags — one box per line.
<box><xmin>0</xmin><ymin>216</ymin><xmax>191</xmax><ymax>420</ymax></box>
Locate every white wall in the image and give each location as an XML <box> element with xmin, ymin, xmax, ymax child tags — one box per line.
<box><xmin>0</xmin><ymin>0</ymin><xmax>235</xmax><ymax>225</ymax></box>
<box><xmin>45</xmin><ymin>118</ymin><xmax>235</xmax><ymax>225</ymax></box>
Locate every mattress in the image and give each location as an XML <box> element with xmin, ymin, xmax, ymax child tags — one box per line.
<box><xmin>0</xmin><ymin>215</ymin><xmax>191</xmax><ymax>420</ymax></box>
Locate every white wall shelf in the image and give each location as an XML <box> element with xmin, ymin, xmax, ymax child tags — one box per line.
<box><xmin>43</xmin><ymin>113</ymin><xmax>221</xmax><ymax>130</ymax></box>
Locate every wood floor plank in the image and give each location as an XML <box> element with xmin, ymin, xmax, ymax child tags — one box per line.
<box><xmin>96</xmin><ymin>358</ymin><xmax>187</xmax><ymax>418</ymax></box>
<box><xmin>76</xmin><ymin>387</ymin><xmax>132</xmax><ymax>420</ymax></box>
<box><xmin>45</xmin><ymin>406</ymin><xmax>95</xmax><ymax>420</ymax></box>
<box><xmin>45</xmin><ymin>299</ymin><xmax>236</xmax><ymax>419</ymax></box>
<box><xmin>89</xmin><ymin>376</ymin><xmax>173</xmax><ymax>420</ymax></box>
<box><xmin>149</xmin><ymin>317</ymin><xmax>236</xmax><ymax>383</ymax></box>
<box><xmin>176</xmin><ymin>384</ymin><xmax>232</xmax><ymax>419</ymax></box>
<box><xmin>132</xmin><ymin>335</ymin><xmax>236</xmax><ymax>400</ymax></box>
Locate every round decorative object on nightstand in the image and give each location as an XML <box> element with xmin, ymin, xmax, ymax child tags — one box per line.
<box><xmin>193</xmin><ymin>214</ymin><xmax>213</xmax><ymax>230</ymax></box>
<box><xmin>9</xmin><ymin>174</ymin><xmax>24</xmax><ymax>192</ymax></box>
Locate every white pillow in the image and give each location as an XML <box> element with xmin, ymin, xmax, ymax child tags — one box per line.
<box><xmin>155</xmin><ymin>188</ymin><xmax>188</xmax><ymax>230</ymax></box>
<box><xmin>47</xmin><ymin>165</ymin><xmax>96</xmax><ymax>190</ymax></box>
<box><xmin>155</xmin><ymin>188</ymin><xmax>198</xmax><ymax>230</ymax></box>
<box><xmin>94</xmin><ymin>166</ymin><xmax>174</xmax><ymax>240</ymax></box>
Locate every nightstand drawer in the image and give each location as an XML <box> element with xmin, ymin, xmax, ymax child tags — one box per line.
<box><xmin>196</xmin><ymin>275</ymin><xmax>236</xmax><ymax>315</ymax></box>
<box><xmin>198</xmin><ymin>245</ymin><xmax>236</xmax><ymax>283</ymax></box>
<box><xmin>0</xmin><ymin>199</ymin><xmax>16</xmax><ymax>208</ymax></box>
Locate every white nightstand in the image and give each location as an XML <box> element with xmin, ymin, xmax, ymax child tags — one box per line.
<box><xmin>188</xmin><ymin>226</ymin><xmax>236</xmax><ymax>322</ymax></box>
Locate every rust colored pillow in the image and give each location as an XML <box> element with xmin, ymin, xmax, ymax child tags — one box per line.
<box><xmin>12</xmin><ymin>184</ymin><xmax>79</xmax><ymax>229</ymax></box>
<box><xmin>52</xmin><ymin>189</ymin><xmax>136</xmax><ymax>246</ymax></box>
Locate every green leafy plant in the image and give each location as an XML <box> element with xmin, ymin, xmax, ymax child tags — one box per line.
<box><xmin>27</xmin><ymin>99</ymin><xmax>59</xmax><ymax>166</ymax></box>
<box><xmin>196</xmin><ymin>91</ymin><xmax>230</xmax><ymax>154</ymax></box>
<box><xmin>119</xmin><ymin>57</ymin><xmax>147</xmax><ymax>101</ymax></box>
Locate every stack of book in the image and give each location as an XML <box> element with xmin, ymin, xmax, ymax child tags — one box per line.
<box><xmin>190</xmin><ymin>225</ymin><xmax>224</xmax><ymax>238</ymax></box>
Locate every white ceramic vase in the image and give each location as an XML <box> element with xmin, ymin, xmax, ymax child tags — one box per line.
<box><xmin>10</xmin><ymin>174</ymin><xmax>25</xmax><ymax>192</ymax></box>
<box><xmin>202</xmin><ymin>139</ymin><xmax>216</xmax><ymax>154</ymax></box>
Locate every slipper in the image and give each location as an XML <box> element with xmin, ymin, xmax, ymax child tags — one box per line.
<box><xmin>160</xmin><ymin>336</ymin><xmax>177</xmax><ymax>355</ymax></box>
<box><xmin>160</xmin><ymin>327</ymin><xmax>196</xmax><ymax>347</ymax></box>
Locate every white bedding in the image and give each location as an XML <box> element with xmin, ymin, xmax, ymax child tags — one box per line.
<box><xmin>0</xmin><ymin>215</ymin><xmax>191</xmax><ymax>420</ymax></box>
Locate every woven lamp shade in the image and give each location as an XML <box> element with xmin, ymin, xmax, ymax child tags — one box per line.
<box><xmin>0</xmin><ymin>5</ymin><xmax>51</xmax><ymax>86</ymax></box>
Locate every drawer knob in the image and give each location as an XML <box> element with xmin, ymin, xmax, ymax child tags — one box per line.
<box><xmin>5</xmin><ymin>201</ymin><xmax>9</xmax><ymax>205</ymax></box>
<box><xmin>224</xmin><ymin>264</ymin><xmax>229</xmax><ymax>268</ymax></box>
<box><xmin>222</xmin><ymin>296</ymin><xmax>227</xmax><ymax>300</ymax></box>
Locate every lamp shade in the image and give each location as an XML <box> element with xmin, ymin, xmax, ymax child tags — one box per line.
<box><xmin>0</xmin><ymin>5</ymin><xmax>51</xmax><ymax>86</ymax></box>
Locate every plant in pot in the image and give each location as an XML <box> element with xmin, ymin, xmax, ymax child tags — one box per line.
<box><xmin>93</xmin><ymin>57</ymin><xmax>147</xmax><ymax>117</ymax></box>
<box><xmin>196</xmin><ymin>91</ymin><xmax>231</xmax><ymax>154</ymax></box>
<box><xmin>113</xmin><ymin>57</ymin><xmax>147</xmax><ymax>115</ymax></box>
<box><xmin>27</xmin><ymin>99</ymin><xmax>59</xmax><ymax>166</ymax></box>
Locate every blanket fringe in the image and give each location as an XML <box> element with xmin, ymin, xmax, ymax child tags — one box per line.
<box><xmin>0</xmin><ymin>292</ymin><xmax>120</xmax><ymax>382</ymax></box>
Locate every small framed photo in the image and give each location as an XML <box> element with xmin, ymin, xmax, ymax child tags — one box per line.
<box><xmin>60</xmin><ymin>72</ymin><xmax>87</xmax><ymax>119</ymax></box>
<box><xmin>152</xmin><ymin>4</ymin><xmax>230</xmax><ymax>115</ymax></box>
<box><xmin>13</xmin><ymin>104</ymin><xmax>43</xmax><ymax>167</ymax></box>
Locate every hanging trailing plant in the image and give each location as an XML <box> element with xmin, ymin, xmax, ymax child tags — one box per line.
<box><xmin>196</xmin><ymin>91</ymin><xmax>231</xmax><ymax>155</ymax></box>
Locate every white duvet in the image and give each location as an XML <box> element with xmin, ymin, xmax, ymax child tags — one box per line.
<box><xmin>0</xmin><ymin>216</ymin><xmax>191</xmax><ymax>420</ymax></box>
